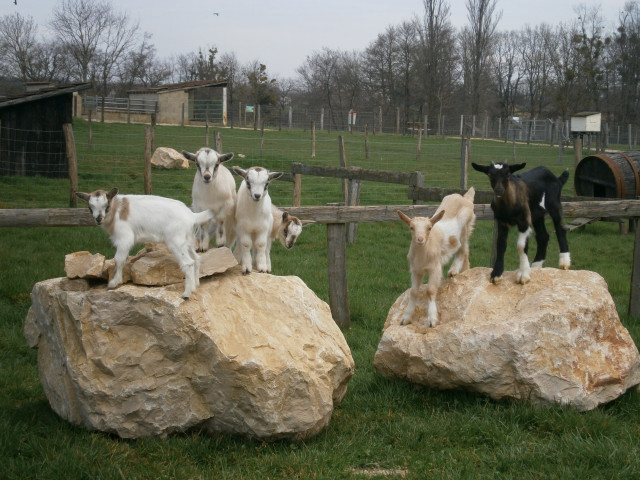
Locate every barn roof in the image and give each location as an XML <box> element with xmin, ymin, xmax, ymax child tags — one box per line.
<box><xmin>128</xmin><ymin>79</ymin><xmax>228</xmax><ymax>95</ymax></box>
<box><xmin>0</xmin><ymin>82</ymin><xmax>91</xmax><ymax>109</ymax></box>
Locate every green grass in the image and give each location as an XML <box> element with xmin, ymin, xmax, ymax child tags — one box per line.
<box><xmin>1</xmin><ymin>120</ymin><xmax>640</xmax><ymax>479</ymax></box>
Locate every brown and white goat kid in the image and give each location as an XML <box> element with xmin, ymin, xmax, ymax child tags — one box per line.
<box><xmin>232</xmin><ymin>166</ymin><xmax>283</xmax><ymax>274</ymax></box>
<box><xmin>182</xmin><ymin>148</ymin><xmax>236</xmax><ymax>251</ymax></box>
<box><xmin>264</xmin><ymin>204</ymin><xmax>315</xmax><ymax>271</ymax></box>
<box><xmin>397</xmin><ymin>188</ymin><xmax>476</xmax><ymax>327</ymax></box>
<box><xmin>76</xmin><ymin>188</ymin><xmax>214</xmax><ymax>298</ymax></box>
<box><xmin>471</xmin><ymin>161</ymin><xmax>570</xmax><ymax>285</ymax></box>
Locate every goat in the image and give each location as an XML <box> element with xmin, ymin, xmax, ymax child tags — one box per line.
<box><xmin>182</xmin><ymin>148</ymin><xmax>236</xmax><ymax>251</ymax></box>
<box><xmin>397</xmin><ymin>187</ymin><xmax>476</xmax><ymax>327</ymax></box>
<box><xmin>471</xmin><ymin>161</ymin><xmax>570</xmax><ymax>284</ymax></box>
<box><xmin>264</xmin><ymin>204</ymin><xmax>315</xmax><ymax>271</ymax></box>
<box><xmin>232</xmin><ymin>166</ymin><xmax>283</xmax><ymax>274</ymax></box>
<box><xmin>76</xmin><ymin>188</ymin><xmax>213</xmax><ymax>298</ymax></box>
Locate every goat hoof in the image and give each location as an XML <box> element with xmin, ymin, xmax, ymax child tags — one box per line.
<box><xmin>516</xmin><ymin>273</ymin><xmax>530</xmax><ymax>284</ymax></box>
<box><xmin>490</xmin><ymin>276</ymin><xmax>502</xmax><ymax>285</ymax></box>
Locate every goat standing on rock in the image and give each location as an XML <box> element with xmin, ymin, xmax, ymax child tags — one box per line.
<box><xmin>471</xmin><ymin>161</ymin><xmax>570</xmax><ymax>285</ymax></box>
<box><xmin>76</xmin><ymin>188</ymin><xmax>214</xmax><ymax>298</ymax></box>
<box><xmin>397</xmin><ymin>187</ymin><xmax>476</xmax><ymax>327</ymax></box>
<box><xmin>182</xmin><ymin>148</ymin><xmax>236</xmax><ymax>251</ymax></box>
<box><xmin>232</xmin><ymin>166</ymin><xmax>283</xmax><ymax>274</ymax></box>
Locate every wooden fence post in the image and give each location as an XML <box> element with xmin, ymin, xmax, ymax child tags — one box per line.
<box><xmin>416</xmin><ymin>124</ymin><xmax>423</xmax><ymax>161</ymax></box>
<box><xmin>87</xmin><ymin>110</ymin><xmax>93</xmax><ymax>150</ymax></box>
<box><xmin>574</xmin><ymin>134</ymin><xmax>583</xmax><ymax>168</ymax></box>
<box><xmin>260</xmin><ymin>119</ymin><xmax>265</xmax><ymax>155</ymax></box>
<box><xmin>215</xmin><ymin>131</ymin><xmax>222</xmax><ymax>153</ymax></box>
<box><xmin>346</xmin><ymin>178</ymin><xmax>361</xmax><ymax>244</ymax></box>
<box><xmin>338</xmin><ymin>136</ymin><xmax>348</xmax><ymax>204</ymax></box>
<box><xmin>364</xmin><ymin>123</ymin><xmax>370</xmax><ymax>159</ymax></box>
<box><xmin>63</xmin><ymin>123</ymin><xmax>78</xmax><ymax>208</ymax></box>
<box><xmin>205</xmin><ymin>119</ymin><xmax>210</xmax><ymax>147</ymax></box>
<box><xmin>311</xmin><ymin>120</ymin><xmax>316</xmax><ymax>158</ymax></box>
<box><xmin>460</xmin><ymin>137</ymin><xmax>469</xmax><ymax>190</ymax></box>
<box><xmin>413</xmin><ymin>171</ymin><xmax>424</xmax><ymax>206</ymax></box>
<box><xmin>293</xmin><ymin>173</ymin><xmax>302</xmax><ymax>206</ymax></box>
<box><xmin>326</xmin><ymin>203</ymin><xmax>350</xmax><ymax>329</ymax></box>
<box><xmin>629</xmin><ymin>218</ymin><xmax>640</xmax><ymax>317</ymax></box>
<box><xmin>144</xmin><ymin>126</ymin><xmax>154</xmax><ymax>194</ymax></box>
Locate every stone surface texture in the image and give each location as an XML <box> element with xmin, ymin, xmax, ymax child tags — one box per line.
<box><xmin>374</xmin><ymin>267</ymin><xmax>640</xmax><ymax>411</ymax></box>
<box><xmin>25</xmin><ymin>267</ymin><xmax>353</xmax><ymax>441</ymax></box>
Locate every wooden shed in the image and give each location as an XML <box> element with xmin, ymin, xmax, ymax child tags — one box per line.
<box><xmin>0</xmin><ymin>82</ymin><xmax>91</xmax><ymax>178</ymax></box>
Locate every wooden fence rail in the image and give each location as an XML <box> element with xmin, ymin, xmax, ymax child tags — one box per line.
<box><xmin>3</xmin><ymin>200</ymin><xmax>640</xmax><ymax>325</ymax></box>
<box><xmin>4</xmin><ymin>200</ymin><xmax>636</xmax><ymax>228</ymax></box>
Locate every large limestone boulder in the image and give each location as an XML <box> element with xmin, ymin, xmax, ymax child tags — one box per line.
<box><xmin>151</xmin><ymin>147</ymin><xmax>190</xmax><ymax>169</ymax></box>
<box><xmin>24</xmin><ymin>271</ymin><xmax>354</xmax><ymax>441</ymax></box>
<box><xmin>374</xmin><ymin>267</ymin><xmax>640</xmax><ymax>411</ymax></box>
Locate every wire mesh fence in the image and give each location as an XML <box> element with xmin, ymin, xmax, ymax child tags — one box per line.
<box><xmin>0</xmin><ymin>118</ymin><xmax>613</xmax><ymax>211</ymax></box>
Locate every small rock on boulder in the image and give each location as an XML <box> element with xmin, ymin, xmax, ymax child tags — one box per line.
<box><xmin>151</xmin><ymin>147</ymin><xmax>190</xmax><ymax>169</ymax></box>
<box><xmin>374</xmin><ymin>267</ymin><xmax>640</xmax><ymax>411</ymax></box>
<box><xmin>64</xmin><ymin>244</ymin><xmax>238</xmax><ymax>286</ymax></box>
<box><xmin>25</xmin><ymin>270</ymin><xmax>354</xmax><ymax>441</ymax></box>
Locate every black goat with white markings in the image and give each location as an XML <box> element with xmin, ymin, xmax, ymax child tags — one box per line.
<box><xmin>471</xmin><ymin>161</ymin><xmax>570</xmax><ymax>284</ymax></box>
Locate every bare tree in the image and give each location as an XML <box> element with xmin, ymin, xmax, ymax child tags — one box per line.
<box><xmin>116</xmin><ymin>33</ymin><xmax>171</xmax><ymax>94</ymax></box>
<box><xmin>362</xmin><ymin>26</ymin><xmax>401</xmax><ymax>111</ymax></box>
<box><xmin>297</xmin><ymin>48</ymin><xmax>341</xmax><ymax>126</ymax></box>
<box><xmin>94</xmin><ymin>7</ymin><xmax>138</xmax><ymax>119</ymax></box>
<box><xmin>612</xmin><ymin>2</ymin><xmax>640</xmax><ymax>124</ymax></box>
<box><xmin>415</xmin><ymin>0</ymin><xmax>457</xmax><ymax>133</ymax></box>
<box><xmin>462</xmin><ymin>0</ymin><xmax>502</xmax><ymax>116</ymax></box>
<box><xmin>0</xmin><ymin>12</ymin><xmax>39</xmax><ymax>80</ymax></box>
<box><xmin>492</xmin><ymin>31</ymin><xmax>523</xmax><ymax>121</ymax></box>
<box><xmin>520</xmin><ymin>24</ymin><xmax>554</xmax><ymax>141</ymax></box>
<box><xmin>51</xmin><ymin>0</ymin><xmax>111</xmax><ymax>83</ymax></box>
<box><xmin>571</xmin><ymin>4</ymin><xmax>607</xmax><ymax>111</ymax></box>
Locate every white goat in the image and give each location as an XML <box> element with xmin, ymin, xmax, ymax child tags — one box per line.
<box><xmin>76</xmin><ymin>188</ymin><xmax>214</xmax><ymax>298</ymax></box>
<box><xmin>232</xmin><ymin>166</ymin><xmax>283</xmax><ymax>274</ymax></box>
<box><xmin>397</xmin><ymin>187</ymin><xmax>476</xmax><ymax>327</ymax></box>
<box><xmin>264</xmin><ymin>204</ymin><xmax>315</xmax><ymax>271</ymax></box>
<box><xmin>182</xmin><ymin>148</ymin><xmax>236</xmax><ymax>251</ymax></box>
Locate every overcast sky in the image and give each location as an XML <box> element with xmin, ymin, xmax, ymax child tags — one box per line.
<box><xmin>2</xmin><ymin>0</ymin><xmax>633</xmax><ymax>79</ymax></box>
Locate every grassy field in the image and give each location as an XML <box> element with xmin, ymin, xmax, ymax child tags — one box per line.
<box><xmin>1</xmin><ymin>121</ymin><xmax>640</xmax><ymax>479</ymax></box>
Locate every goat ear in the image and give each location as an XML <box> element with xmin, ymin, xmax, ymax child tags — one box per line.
<box><xmin>219</xmin><ymin>153</ymin><xmax>234</xmax><ymax>163</ymax></box>
<box><xmin>510</xmin><ymin>163</ymin><xmax>526</xmax><ymax>173</ymax></box>
<box><xmin>76</xmin><ymin>192</ymin><xmax>90</xmax><ymax>202</ymax></box>
<box><xmin>269</xmin><ymin>171</ymin><xmax>284</xmax><ymax>181</ymax></box>
<box><xmin>282</xmin><ymin>211</ymin><xmax>289</xmax><ymax>221</ymax></box>
<box><xmin>431</xmin><ymin>209</ymin><xmax>445</xmax><ymax>224</ymax></box>
<box><xmin>232</xmin><ymin>166</ymin><xmax>247</xmax><ymax>178</ymax></box>
<box><xmin>182</xmin><ymin>150</ymin><xmax>197</xmax><ymax>162</ymax></box>
<box><xmin>107</xmin><ymin>188</ymin><xmax>119</xmax><ymax>199</ymax></box>
<box><xmin>397</xmin><ymin>210</ymin><xmax>412</xmax><ymax>226</ymax></box>
<box><xmin>471</xmin><ymin>163</ymin><xmax>489</xmax><ymax>174</ymax></box>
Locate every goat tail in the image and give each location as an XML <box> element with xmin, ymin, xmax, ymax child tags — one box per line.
<box><xmin>193</xmin><ymin>209</ymin><xmax>215</xmax><ymax>225</ymax></box>
<box><xmin>463</xmin><ymin>186</ymin><xmax>476</xmax><ymax>202</ymax></box>
<box><xmin>558</xmin><ymin>169</ymin><xmax>570</xmax><ymax>186</ymax></box>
